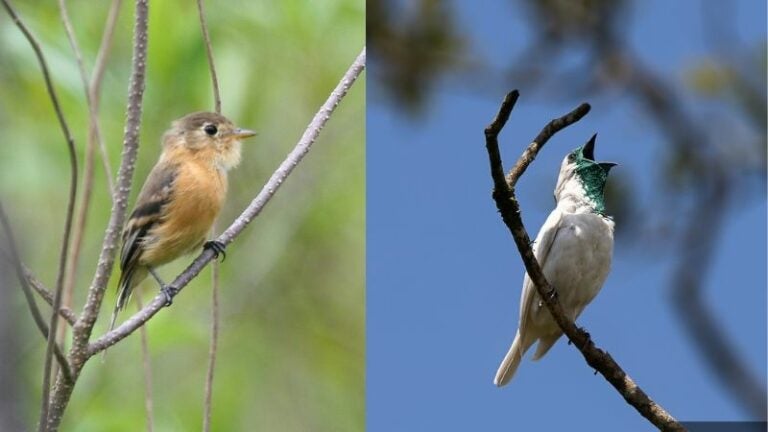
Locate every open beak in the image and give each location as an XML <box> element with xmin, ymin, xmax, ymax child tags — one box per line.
<box><xmin>232</xmin><ymin>128</ymin><xmax>257</xmax><ymax>139</ymax></box>
<box><xmin>582</xmin><ymin>133</ymin><xmax>597</xmax><ymax>160</ymax></box>
<box><xmin>582</xmin><ymin>133</ymin><xmax>617</xmax><ymax>171</ymax></box>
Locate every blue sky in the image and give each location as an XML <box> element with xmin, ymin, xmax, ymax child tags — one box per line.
<box><xmin>367</xmin><ymin>1</ymin><xmax>766</xmax><ymax>430</ymax></box>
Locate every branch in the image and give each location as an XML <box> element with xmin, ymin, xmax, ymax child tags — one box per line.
<box><xmin>88</xmin><ymin>46</ymin><xmax>367</xmax><ymax>355</ymax></box>
<box><xmin>485</xmin><ymin>90</ymin><xmax>684</xmax><ymax>431</ymax></box>
<box><xmin>196</xmin><ymin>3</ymin><xmax>221</xmax><ymax>425</ymax></box>
<box><xmin>0</xmin><ymin>1</ymin><xmax>79</xmax><ymax>429</ymax></box>
<box><xmin>202</xmin><ymin>229</ymin><xmax>220</xmax><ymax>432</ymax></box>
<box><xmin>45</xmin><ymin>1</ymin><xmax>151</xmax><ymax>430</ymax></box>
<box><xmin>25</xmin><ymin>267</ymin><xmax>77</xmax><ymax>326</ymax></box>
<box><xmin>135</xmin><ymin>295</ymin><xmax>155</xmax><ymax>432</ymax></box>
<box><xmin>196</xmin><ymin>0</ymin><xmax>221</xmax><ymax>113</ymax></box>
<box><xmin>89</xmin><ymin>0</ymin><xmax>123</xmax><ymax>191</ymax></box>
<box><xmin>0</xmin><ymin>204</ymin><xmax>72</xmax><ymax>383</ymax></box>
<box><xmin>72</xmin><ymin>0</ymin><xmax>149</xmax><ymax>350</ymax></box>
<box><xmin>56</xmin><ymin>0</ymin><xmax>117</xmax><ymax>380</ymax></box>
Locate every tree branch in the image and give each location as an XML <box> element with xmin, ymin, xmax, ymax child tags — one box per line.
<box><xmin>56</xmin><ymin>0</ymin><xmax>118</xmax><ymax>384</ymax></box>
<box><xmin>0</xmin><ymin>204</ymin><xmax>72</xmax><ymax>383</ymax></box>
<box><xmin>196</xmin><ymin>0</ymin><xmax>221</xmax><ymax>113</ymax></box>
<box><xmin>44</xmin><ymin>1</ymin><xmax>151</xmax><ymax>430</ymax></box>
<box><xmin>196</xmin><ymin>2</ymin><xmax>221</xmax><ymax>425</ymax></box>
<box><xmin>89</xmin><ymin>0</ymin><xmax>123</xmax><ymax>192</ymax></box>
<box><xmin>72</xmin><ymin>0</ymin><xmax>149</xmax><ymax>350</ymax></box>
<box><xmin>202</xmin><ymin>229</ymin><xmax>220</xmax><ymax>432</ymax></box>
<box><xmin>24</xmin><ymin>267</ymin><xmax>77</xmax><ymax>327</ymax></box>
<box><xmin>87</xmin><ymin>46</ymin><xmax>367</xmax><ymax>355</ymax></box>
<box><xmin>485</xmin><ymin>90</ymin><xmax>684</xmax><ymax>431</ymax></box>
<box><xmin>135</xmin><ymin>295</ymin><xmax>155</xmax><ymax>432</ymax></box>
<box><xmin>0</xmin><ymin>1</ymin><xmax>79</xmax><ymax>429</ymax></box>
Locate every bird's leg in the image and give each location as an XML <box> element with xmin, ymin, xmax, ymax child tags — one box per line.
<box><xmin>149</xmin><ymin>267</ymin><xmax>173</xmax><ymax>307</ymax></box>
<box><xmin>545</xmin><ymin>284</ymin><xmax>558</xmax><ymax>301</ymax></box>
<box><xmin>204</xmin><ymin>240</ymin><xmax>226</xmax><ymax>262</ymax></box>
<box><xmin>579</xmin><ymin>326</ymin><xmax>592</xmax><ymax>347</ymax></box>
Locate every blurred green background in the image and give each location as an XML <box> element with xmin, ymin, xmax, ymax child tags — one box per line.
<box><xmin>0</xmin><ymin>0</ymin><xmax>364</xmax><ymax>430</ymax></box>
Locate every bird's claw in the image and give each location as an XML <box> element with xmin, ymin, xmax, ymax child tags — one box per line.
<box><xmin>161</xmin><ymin>286</ymin><xmax>173</xmax><ymax>307</ymax></box>
<box><xmin>204</xmin><ymin>240</ymin><xmax>226</xmax><ymax>262</ymax></box>
<box><xmin>546</xmin><ymin>286</ymin><xmax>558</xmax><ymax>301</ymax></box>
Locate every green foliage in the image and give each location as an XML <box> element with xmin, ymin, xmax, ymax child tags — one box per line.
<box><xmin>0</xmin><ymin>0</ymin><xmax>364</xmax><ymax>430</ymax></box>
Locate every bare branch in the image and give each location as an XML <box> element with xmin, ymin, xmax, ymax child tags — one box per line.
<box><xmin>56</xmin><ymin>0</ymin><xmax>118</xmax><ymax>381</ymax></box>
<box><xmin>504</xmin><ymin>101</ymin><xmax>591</xmax><ymax>188</ymax></box>
<box><xmin>72</xmin><ymin>0</ymin><xmax>149</xmax><ymax>349</ymax></box>
<box><xmin>202</xmin><ymin>229</ymin><xmax>220</xmax><ymax>432</ymax></box>
<box><xmin>24</xmin><ymin>267</ymin><xmax>77</xmax><ymax>327</ymax></box>
<box><xmin>45</xmin><ymin>1</ymin><xmax>151</xmax><ymax>430</ymax></box>
<box><xmin>90</xmin><ymin>0</ymin><xmax>123</xmax><ymax>191</ymax></box>
<box><xmin>0</xmin><ymin>1</ymin><xmax>79</xmax><ymax>429</ymax></box>
<box><xmin>0</xmin><ymin>204</ymin><xmax>72</xmax><ymax>383</ymax></box>
<box><xmin>197</xmin><ymin>1</ymin><xmax>222</xmax><ymax>423</ymax></box>
<box><xmin>135</xmin><ymin>295</ymin><xmax>155</xmax><ymax>432</ymax></box>
<box><xmin>484</xmin><ymin>90</ymin><xmax>684</xmax><ymax>431</ymax></box>
<box><xmin>56</xmin><ymin>0</ymin><xmax>122</xmax><ymax>365</ymax></box>
<box><xmin>196</xmin><ymin>0</ymin><xmax>221</xmax><ymax>113</ymax></box>
<box><xmin>88</xmin><ymin>46</ymin><xmax>367</xmax><ymax>355</ymax></box>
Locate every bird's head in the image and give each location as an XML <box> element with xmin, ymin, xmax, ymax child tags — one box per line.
<box><xmin>164</xmin><ymin>112</ymin><xmax>256</xmax><ymax>171</ymax></box>
<box><xmin>553</xmin><ymin>134</ymin><xmax>616</xmax><ymax>214</ymax></box>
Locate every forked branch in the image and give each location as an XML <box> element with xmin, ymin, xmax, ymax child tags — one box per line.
<box><xmin>484</xmin><ymin>90</ymin><xmax>684</xmax><ymax>431</ymax></box>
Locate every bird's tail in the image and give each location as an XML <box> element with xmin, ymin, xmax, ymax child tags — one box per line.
<box><xmin>103</xmin><ymin>267</ymin><xmax>145</xmax><ymax>360</ymax></box>
<box><xmin>494</xmin><ymin>331</ymin><xmax>533</xmax><ymax>387</ymax></box>
<box><xmin>109</xmin><ymin>266</ymin><xmax>136</xmax><ymax>332</ymax></box>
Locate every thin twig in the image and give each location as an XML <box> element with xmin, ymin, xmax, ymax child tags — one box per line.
<box><xmin>0</xmin><ymin>248</ymin><xmax>77</xmax><ymax>326</ymax></box>
<box><xmin>55</xmin><ymin>0</ymin><xmax>122</xmax><ymax>373</ymax></box>
<box><xmin>72</xmin><ymin>0</ymin><xmax>149</xmax><ymax>348</ymax></box>
<box><xmin>0</xmin><ymin>204</ymin><xmax>72</xmax><ymax>383</ymax></box>
<box><xmin>197</xmin><ymin>2</ymin><xmax>221</xmax><ymax>426</ymax></box>
<box><xmin>56</xmin><ymin>0</ymin><xmax>115</xmax><ymax>382</ymax></box>
<box><xmin>90</xmin><ymin>0</ymin><xmax>123</xmax><ymax>191</ymax></box>
<box><xmin>202</xmin><ymin>228</ymin><xmax>220</xmax><ymax>432</ymax></box>
<box><xmin>45</xmin><ymin>1</ymin><xmax>151</xmax><ymax>430</ymax></box>
<box><xmin>196</xmin><ymin>0</ymin><xmax>221</xmax><ymax>113</ymax></box>
<box><xmin>24</xmin><ymin>267</ymin><xmax>77</xmax><ymax>326</ymax></box>
<box><xmin>135</xmin><ymin>295</ymin><xmax>154</xmax><ymax>432</ymax></box>
<box><xmin>484</xmin><ymin>90</ymin><xmax>684</xmax><ymax>431</ymax></box>
<box><xmin>0</xmin><ymin>1</ymin><xmax>79</xmax><ymax>430</ymax></box>
<box><xmin>88</xmin><ymin>46</ymin><xmax>367</xmax><ymax>355</ymax></box>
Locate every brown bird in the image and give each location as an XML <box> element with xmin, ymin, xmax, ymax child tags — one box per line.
<box><xmin>110</xmin><ymin>112</ymin><xmax>255</xmax><ymax>329</ymax></box>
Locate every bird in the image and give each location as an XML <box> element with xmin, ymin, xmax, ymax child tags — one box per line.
<box><xmin>494</xmin><ymin>134</ymin><xmax>616</xmax><ymax>387</ymax></box>
<box><xmin>109</xmin><ymin>112</ymin><xmax>256</xmax><ymax>331</ymax></box>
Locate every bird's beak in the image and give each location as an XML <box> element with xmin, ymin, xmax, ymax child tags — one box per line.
<box><xmin>599</xmin><ymin>162</ymin><xmax>618</xmax><ymax>172</ymax></box>
<box><xmin>232</xmin><ymin>128</ymin><xmax>257</xmax><ymax>139</ymax></box>
<box><xmin>582</xmin><ymin>133</ymin><xmax>597</xmax><ymax>160</ymax></box>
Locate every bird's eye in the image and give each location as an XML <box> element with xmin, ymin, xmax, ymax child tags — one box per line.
<box><xmin>203</xmin><ymin>124</ymin><xmax>218</xmax><ymax>136</ymax></box>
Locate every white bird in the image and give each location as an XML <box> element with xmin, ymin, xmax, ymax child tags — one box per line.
<box><xmin>494</xmin><ymin>134</ymin><xmax>616</xmax><ymax>387</ymax></box>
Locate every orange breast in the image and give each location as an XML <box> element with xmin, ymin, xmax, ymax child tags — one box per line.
<box><xmin>141</xmin><ymin>156</ymin><xmax>227</xmax><ymax>266</ymax></box>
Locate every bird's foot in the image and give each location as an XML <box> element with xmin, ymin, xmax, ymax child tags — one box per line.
<box><xmin>545</xmin><ymin>285</ymin><xmax>558</xmax><ymax>301</ymax></box>
<box><xmin>578</xmin><ymin>326</ymin><xmax>592</xmax><ymax>343</ymax></box>
<box><xmin>160</xmin><ymin>285</ymin><xmax>174</xmax><ymax>307</ymax></box>
<box><xmin>204</xmin><ymin>240</ymin><xmax>226</xmax><ymax>262</ymax></box>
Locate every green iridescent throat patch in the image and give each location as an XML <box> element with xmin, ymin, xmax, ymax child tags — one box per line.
<box><xmin>571</xmin><ymin>147</ymin><xmax>611</xmax><ymax>215</ymax></box>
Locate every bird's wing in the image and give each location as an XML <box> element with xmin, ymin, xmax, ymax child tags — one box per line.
<box><xmin>120</xmin><ymin>161</ymin><xmax>179</xmax><ymax>272</ymax></box>
<box><xmin>517</xmin><ymin>209</ymin><xmax>564</xmax><ymax>336</ymax></box>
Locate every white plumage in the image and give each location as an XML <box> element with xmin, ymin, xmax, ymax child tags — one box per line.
<box><xmin>494</xmin><ymin>136</ymin><xmax>615</xmax><ymax>387</ymax></box>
